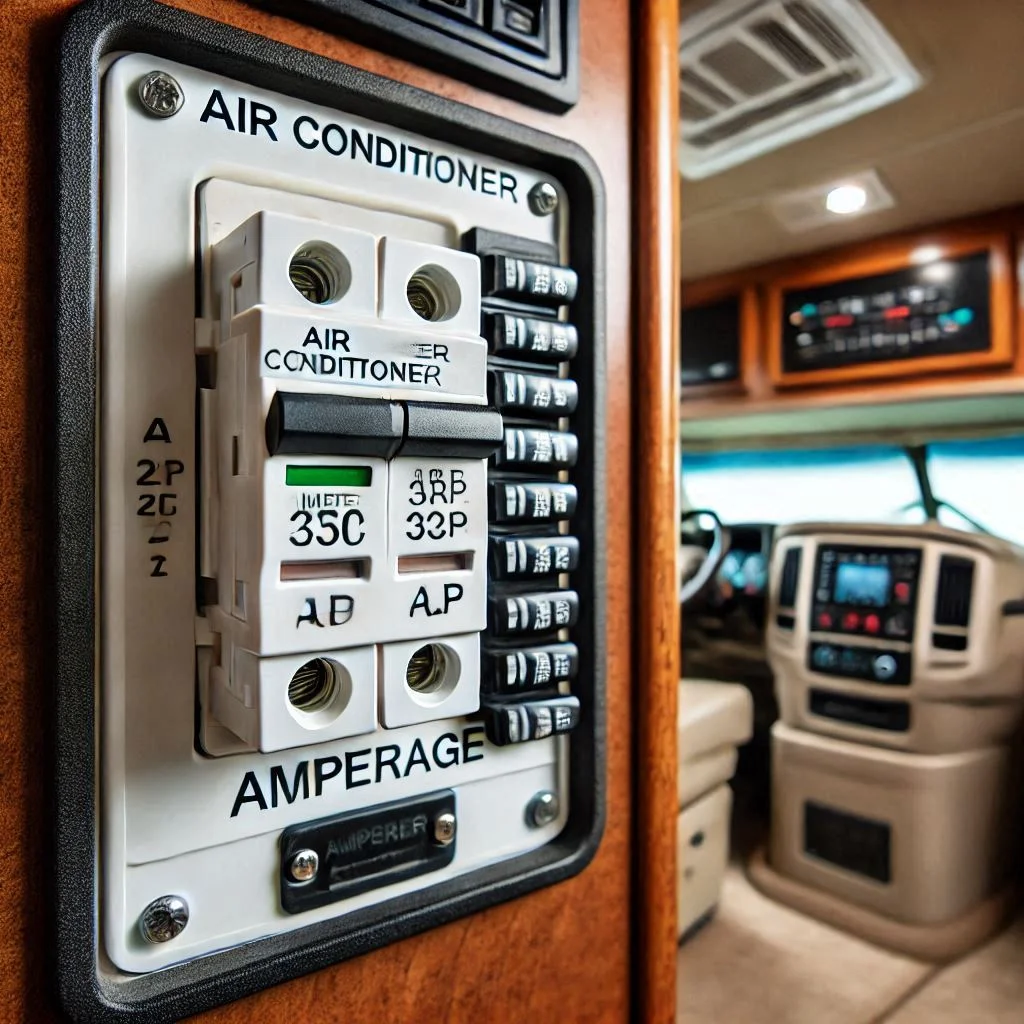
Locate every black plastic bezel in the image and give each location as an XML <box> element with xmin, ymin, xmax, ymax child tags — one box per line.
<box><xmin>54</xmin><ymin>2</ymin><xmax>606</xmax><ymax>1020</ymax></box>
<box><xmin>251</xmin><ymin>0</ymin><xmax>580</xmax><ymax>113</ymax></box>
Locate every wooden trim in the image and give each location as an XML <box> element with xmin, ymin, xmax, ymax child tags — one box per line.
<box><xmin>679</xmin><ymin>208</ymin><xmax>1024</xmax><ymax>421</ymax></box>
<box><xmin>635</xmin><ymin>0</ymin><xmax>680</xmax><ymax>1020</ymax></box>
<box><xmin>765</xmin><ymin>230</ymin><xmax>1016</xmax><ymax>390</ymax></box>
<box><xmin>680</xmin><ymin>285</ymin><xmax>763</xmax><ymax>400</ymax></box>
<box><xmin>2</xmin><ymin>2</ymin><xmax>634</xmax><ymax>1022</ymax></box>
<box><xmin>1016</xmin><ymin>229</ymin><xmax>1024</xmax><ymax>374</ymax></box>
<box><xmin>683</xmin><ymin>205</ymin><xmax>1024</xmax><ymax>292</ymax></box>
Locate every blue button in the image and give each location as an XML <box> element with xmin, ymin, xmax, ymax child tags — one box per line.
<box><xmin>873</xmin><ymin>654</ymin><xmax>897</xmax><ymax>680</ymax></box>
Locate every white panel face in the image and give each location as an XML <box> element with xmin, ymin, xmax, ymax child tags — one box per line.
<box><xmin>100</xmin><ymin>52</ymin><xmax>571</xmax><ymax>976</ymax></box>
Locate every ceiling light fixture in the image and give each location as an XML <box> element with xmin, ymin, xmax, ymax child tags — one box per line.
<box><xmin>911</xmin><ymin>245</ymin><xmax>944</xmax><ymax>264</ymax></box>
<box><xmin>825</xmin><ymin>184</ymin><xmax>868</xmax><ymax>216</ymax></box>
<box><xmin>922</xmin><ymin>261</ymin><xmax>955</xmax><ymax>284</ymax></box>
<box><xmin>768</xmin><ymin>169</ymin><xmax>895</xmax><ymax>234</ymax></box>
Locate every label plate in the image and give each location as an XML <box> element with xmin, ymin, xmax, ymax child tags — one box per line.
<box><xmin>280</xmin><ymin>790</ymin><xmax>456</xmax><ymax>913</ymax></box>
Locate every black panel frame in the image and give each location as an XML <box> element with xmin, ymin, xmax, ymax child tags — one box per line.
<box><xmin>54</xmin><ymin>1</ymin><xmax>606</xmax><ymax>1020</ymax></box>
<box><xmin>252</xmin><ymin>0</ymin><xmax>580</xmax><ymax>113</ymax></box>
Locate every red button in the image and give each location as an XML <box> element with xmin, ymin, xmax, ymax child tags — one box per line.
<box><xmin>843</xmin><ymin>612</ymin><xmax>860</xmax><ymax>631</ymax></box>
<box><xmin>817</xmin><ymin>612</ymin><xmax>833</xmax><ymax>629</ymax></box>
<box><xmin>894</xmin><ymin>581</ymin><xmax>911</xmax><ymax>602</ymax></box>
<box><xmin>864</xmin><ymin>614</ymin><xmax>881</xmax><ymax>634</ymax></box>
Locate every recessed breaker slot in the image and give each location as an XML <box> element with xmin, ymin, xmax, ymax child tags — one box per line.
<box><xmin>199</xmin><ymin>209</ymin><xmax>502</xmax><ymax>755</ymax></box>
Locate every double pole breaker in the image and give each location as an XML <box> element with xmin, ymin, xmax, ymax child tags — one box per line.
<box><xmin>55</xmin><ymin>4</ymin><xmax>604</xmax><ymax>1019</ymax></box>
<box><xmin>204</xmin><ymin>213</ymin><xmax>501</xmax><ymax>752</ymax></box>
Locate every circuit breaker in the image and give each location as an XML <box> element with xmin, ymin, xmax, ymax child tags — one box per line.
<box><xmin>203</xmin><ymin>214</ymin><xmax>497</xmax><ymax>752</ymax></box>
<box><xmin>55</xmin><ymin>4</ymin><xmax>604</xmax><ymax>1019</ymax></box>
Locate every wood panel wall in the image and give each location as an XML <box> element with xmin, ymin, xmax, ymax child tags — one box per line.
<box><xmin>0</xmin><ymin>1</ymin><xmax>643</xmax><ymax>1021</ymax></box>
<box><xmin>635</xmin><ymin>0</ymin><xmax>680</xmax><ymax>1021</ymax></box>
<box><xmin>681</xmin><ymin>207</ymin><xmax>1024</xmax><ymax>421</ymax></box>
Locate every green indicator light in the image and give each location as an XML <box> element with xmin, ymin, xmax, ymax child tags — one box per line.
<box><xmin>286</xmin><ymin>466</ymin><xmax>373</xmax><ymax>487</ymax></box>
<box><xmin>953</xmin><ymin>307</ymin><xmax>974</xmax><ymax>326</ymax></box>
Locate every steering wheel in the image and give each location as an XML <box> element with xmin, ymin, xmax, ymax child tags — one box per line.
<box><xmin>680</xmin><ymin>509</ymin><xmax>731</xmax><ymax>606</ymax></box>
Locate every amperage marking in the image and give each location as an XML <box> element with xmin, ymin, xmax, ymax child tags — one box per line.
<box><xmin>230</xmin><ymin>726</ymin><xmax>486</xmax><ymax>817</ymax></box>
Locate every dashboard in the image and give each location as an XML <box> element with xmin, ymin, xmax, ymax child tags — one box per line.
<box><xmin>681</xmin><ymin>521</ymin><xmax>775</xmax><ymax>681</ymax></box>
<box><xmin>766</xmin><ymin>521</ymin><xmax>1024</xmax><ymax>752</ymax></box>
<box><xmin>680</xmin><ymin>520</ymin><xmax>774</xmax><ymax>637</ymax></box>
<box><xmin>715</xmin><ymin>524</ymin><xmax>774</xmax><ymax>602</ymax></box>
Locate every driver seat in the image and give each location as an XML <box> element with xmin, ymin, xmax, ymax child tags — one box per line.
<box><xmin>678</xmin><ymin>679</ymin><xmax>753</xmax><ymax>940</ymax></box>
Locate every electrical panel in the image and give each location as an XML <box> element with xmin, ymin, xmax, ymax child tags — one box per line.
<box><xmin>252</xmin><ymin>0</ymin><xmax>580</xmax><ymax>112</ymax></box>
<box><xmin>55</xmin><ymin>4</ymin><xmax>604</xmax><ymax>1020</ymax></box>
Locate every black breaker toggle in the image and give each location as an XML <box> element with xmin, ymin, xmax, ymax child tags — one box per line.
<box><xmin>266</xmin><ymin>391</ymin><xmax>503</xmax><ymax>460</ymax></box>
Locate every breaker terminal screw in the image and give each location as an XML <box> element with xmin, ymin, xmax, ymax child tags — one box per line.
<box><xmin>139</xmin><ymin>895</ymin><xmax>189</xmax><ymax>943</ymax></box>
<box><xmin>528</xmin><ymin>182</ymin><xmax>559</xmax><ymax>216</ymax></box>
<box><xmin>138</xmin><ymin>71</ymin><xmax>184</xmax><ymax>118</ymax></box>
<box><xmin>433</xmin><ymin>811</ymin><xmax>457</xmax><ymax>846</ymax></box>
<box><xmin>289</xmin><ymin>849</ymin><xmax>320</xmax><ymax>882</ymax></box>
<box><xmin>526</xmin><ymin>790</ymin><xmax>560</xmax><ymax>828</ymax></box>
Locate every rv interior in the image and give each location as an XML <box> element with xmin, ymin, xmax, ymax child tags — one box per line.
<box><xmin>679</xmin><ymin>1</ymin><xmax>1024</xmax><ymax>1021</ymax></box>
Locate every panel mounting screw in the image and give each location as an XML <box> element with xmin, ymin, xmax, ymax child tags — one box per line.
<box><xmin>526</xmin><ymin>790</ymin><xmax>560</xmax><ymax>828</ymax></box>
<box><xmin>528</xmin><ymin>182</ymin><xmax>559</xmax><ymax>217</ymax></box>
<box><xmin>288</xmin><ymin>848</ymin><xmax>320</xmax><ymax>883</ymax></box>
<box><xmin>139</xmin><ymin>895</ymin><xmax>189</xmax><ymax>943</ymax></box>
<box><xmin>137</xmin><ymin>71</ymin><xmax>184</xmax><ymax>118</ymax></box>
<box><xmin>433</xmin><ymin>811</ymin><xmax>457</xmax><ymax>846</ymax></box>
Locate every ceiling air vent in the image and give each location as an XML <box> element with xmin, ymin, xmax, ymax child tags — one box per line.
<box><xmin>680</xmin><ymin>0</ymin><xmax>921</xmax><ymax>179</ymax></box>
<box><xmin>934</xmin><ymin>556</ymin><xmax>974</xmax><ymax>629</ymax></box>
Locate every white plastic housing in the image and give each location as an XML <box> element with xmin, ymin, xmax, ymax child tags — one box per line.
<box><xmin>211</xmin><ymin>645</ymin><xmax>378</xmax><ymax>753</ymax></box>
<box><xmin>380</xmin><ymin>632</ymin><xmax>482</xmax><ymax>729</ymax></box>
<box><xmin>100</xmin><ymin>52</ymin><xmax>568</xmax><ymax>976</ymax></box>
<box><xmin>213</xmin><ymin>211</ymin><xmax>378</xmax><ymax>320</ymax></box>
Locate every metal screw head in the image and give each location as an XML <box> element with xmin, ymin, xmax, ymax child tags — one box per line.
<box><xmin>526</xmin><ymin>790</ymin><xmax>560</xmax><ymax>828</ymax></box>
<box><xmin>433</xmin><ymin>811</ymin><xmax>457</xmax><ymax>846</ymax></box>
<box><xmin>289</xmin><ymin>848</ymin><xmax>320</xmax><ymax>883</ymax></box>
<box><xmin>528</xmin><ymin>181</ymin><xmax>559</xmax><ymax>217</ymax></box>
<box><xmin>139</xmin><ymin>895</ymin><xmax>189</xmax><ymax>943</ymax></box>
<box><xmin>138</xmin><ymin>71</ymin><xmax>184</xmax><ymax>118</ymax></box>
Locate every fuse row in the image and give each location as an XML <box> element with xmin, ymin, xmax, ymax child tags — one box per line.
<box><xmin>480</xmin><ymin>246</ymin><xmax>582</xmax><ymax>747</ymax></box>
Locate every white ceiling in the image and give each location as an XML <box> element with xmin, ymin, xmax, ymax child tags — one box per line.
<box><xmin>680</xmin><ymin>0</ymin><xmax>1024</xmax><ymax>281</ymax></box>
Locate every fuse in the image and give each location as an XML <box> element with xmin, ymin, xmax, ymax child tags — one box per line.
<box><xmin>483</xmin><ymin>642</ymin><xmax>579</xmax><ymax>694</ymax></box>
<box><xmin>490</xmin><ymin>535</ymin><xmax>580</xmax><ymax>579</ymax></box>
<box><xmin>489</xmin><ymin>481</ymin><xmax>577</xmax><ymax>523</ymax></box>
<box><xmin>495</xmin><ymin>428</ymin><xmax>578</xmax><ymax>469</ymax></box>
<box><xmin>483</xmin><ymin>254</ymin><xmax>578</xmax><ymax>307</ymax></box>
<box><xmin>488</xmin><ymin>589</ymin><xmax>579</xmax><ymax>635</ymax></box>
<box><xmin>481</xmin><ymin>695</ymin><xmax>581</xmax><ymax>745</ymax></box>
<box><xmin>490</xmin><ymin>371</ymin><xmax>578</xmax><ymax>417</ymax></box>
<box><xmin>484</xmin><ymin>312</ymin><xmax>579</xmax><ymax>362</ymax></box>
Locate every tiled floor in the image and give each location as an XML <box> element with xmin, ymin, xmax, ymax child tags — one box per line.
<box><xmin>677</xmin><ymin>865</ymin><xmax>1024</xmax><ymax>1024</ymax></box>
<box><xmin>676</xmin><ymin>866</ymin><xmax>932</xmax><ymax>1024</ymax></box>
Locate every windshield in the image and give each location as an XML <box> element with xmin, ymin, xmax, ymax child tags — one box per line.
<box><xmin>682</xmin><ymin>446</ymin><xmax>924</xmax><ymax>526</ymax></box>
<box><xmin>926</xmin><ymin>436</ymin><xmax>1024</xmax><ymax>546</ymax></box>
<box><xmin>683</xmin><ymin>435</ymin><xmax>1024</xmax><ymax>546</ymax></box>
